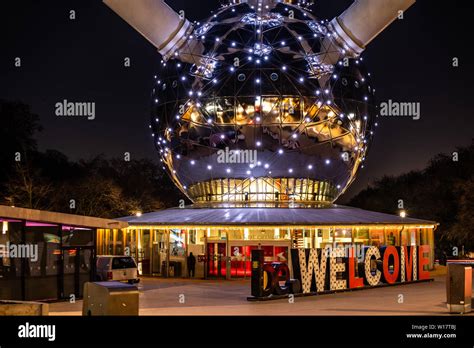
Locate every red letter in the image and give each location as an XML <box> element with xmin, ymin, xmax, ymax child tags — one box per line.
<box><xmin>383</xmin><ymin>246</ymin><xmax>400</xmax><ymax>284</ymax></box>
<box><xmin>418</xmin><ymin>245</ymin><xmax>430</xmax><ymax>280</ymax></box>
<box><xmin>348</xmin><ymin>247</ymin><xmax>363</xmax><ymax>288</ymax></box>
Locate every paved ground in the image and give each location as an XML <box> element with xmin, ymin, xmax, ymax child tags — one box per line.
<box><xmin>49</xmin><ymin>269</ymin><xmax>474</xmax><ymax>316</ymax></box>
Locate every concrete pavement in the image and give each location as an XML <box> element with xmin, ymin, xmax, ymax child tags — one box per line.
<box><xmin>48</xmin><ymin>273</ymin><xmax>473</xmax><ymax>316</ymax></box>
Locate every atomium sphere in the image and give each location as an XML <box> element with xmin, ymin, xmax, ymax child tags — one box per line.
<box><xmin>151</xmin><ymin>2</ymin><xmax>376</xmax><ymax>206</ymax></box>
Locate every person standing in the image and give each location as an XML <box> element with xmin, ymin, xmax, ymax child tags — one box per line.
<box><xmin>187</xmin><ymin>252</ymin><xmax>196</xmax><ymax>278</ymax></box>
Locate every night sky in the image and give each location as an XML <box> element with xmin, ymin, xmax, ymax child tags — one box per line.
<box><xmin>0</xmin><ymin>0</ymin><xmax>472</xmax><ymax>202</ymax></box>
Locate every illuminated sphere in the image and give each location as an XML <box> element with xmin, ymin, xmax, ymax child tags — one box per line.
<box><xmin>151</xmin><ymin>2</ymin><xmax>376</xmax><ymax>206</ymax></box>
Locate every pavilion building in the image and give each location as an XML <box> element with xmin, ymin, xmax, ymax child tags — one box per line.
<box><xmin>99</xmin><ymin>205</ymin><xmax>437</xmax><ymax>279</ymax></box>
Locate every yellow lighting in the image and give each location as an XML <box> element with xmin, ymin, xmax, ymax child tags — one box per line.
<box><xmin>136</xmin><ymin>212</ymin><xmax>142</xmax><ymax>217</ymax></box>
<box><xmin>2</xmin><ymin>221</ymin><xmax>8</xmax><ymax>235</ymax></box>
<box><xmin>122</xmin><ymin>224</ymin><xmax>437</xmax><ymax>233</ymax></box>
<box><xmin>274</xmin><ymin>228</ymin><xmax>280</xmax><ymax>239</ymax></box>
<box><xmin>400</xmin><ymin>210</ymin><xmax>407</xmax><ymax>218</ymax></box>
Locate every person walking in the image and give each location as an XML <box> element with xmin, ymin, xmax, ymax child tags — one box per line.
<box><xmin>187</xmin><ymin>252</ymin><xmax>196</xmax><ymax>278</ymax></box>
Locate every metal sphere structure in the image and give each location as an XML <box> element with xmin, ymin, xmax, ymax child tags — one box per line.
<box><xmin>151</xmin><ymin>2</ymin><xmax>377</xmax><ymax>206</ymax></box>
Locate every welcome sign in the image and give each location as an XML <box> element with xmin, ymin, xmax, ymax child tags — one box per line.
<box><xmin>250</xmin><ymin>245</ymin><xmax>431</xmax><ymax>299</ymax></box>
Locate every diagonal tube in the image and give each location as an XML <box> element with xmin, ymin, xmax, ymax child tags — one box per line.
<box><xmin>321</xmin><ymin>0</ymin><xmax>416</xmax><ymax>65</ymax></box>
<box><xmin>103</xmin><ymin>0</ymin><xmax>202</xmax><ymax>63</ymax></box>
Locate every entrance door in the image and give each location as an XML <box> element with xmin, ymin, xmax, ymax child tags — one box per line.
<box><xmin>207</xmin><ymin>242</ymin><xmax>226</xmax><ymax>278</ymax></box>
<box><xmin>228</xmin><ymin>244</ymin><xmax>290</xmax><ymax>278</ymax></box>
<box><xmin>138</xmin><ymin>230</ymin><xmax>151</xmax><ymax>275</ymax></box>
<box><xmin>62</xmin><ymin>247</ymin><xmax>94</xmax><ymax>299</ymax></box>
<box><xmin>152</xmin><ymin>242</ymin><xmax>161</xmax><ymax>274</ymax></box>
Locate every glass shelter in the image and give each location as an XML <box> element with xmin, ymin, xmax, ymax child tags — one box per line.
<box><xmin>0</xmin><ymin>206</ymin><xmax>127</xmax><ymax>301</ymax></box>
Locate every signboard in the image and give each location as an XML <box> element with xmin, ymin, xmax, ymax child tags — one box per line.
<box><xmin>250</xmin><ymin>245</ymin><xmax>431</xmax><ymax>298</ymax></box>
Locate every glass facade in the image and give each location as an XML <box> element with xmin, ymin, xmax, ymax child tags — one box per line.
<box><xmin>0</xmin><ymin>218</ymin><xmax>96</xmax><ymax>301</ymax></box>
<box><xmin>189</xmin><ymin>178</ymin><xmax>338</xmax><ymax>204</ymax></box>
<box><xmin>24</xmin><ymin>222</ymin><xmax>61</xmax><ymax>301</ymax></box>
<box><xmin>0</xmin><ymin>219</ymin><xmax>23</xmax><ymax>300</ymax></box>
<box><xmin>97</xmin><ymin>224</ymin><xmax>436</xmax><ymax>279</ymax></box>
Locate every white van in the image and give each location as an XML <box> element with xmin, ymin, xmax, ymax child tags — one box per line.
<box><xmin>96</xmin><ymin>256</ymin><xmax>140</xmax><ymax>284</ymax></box>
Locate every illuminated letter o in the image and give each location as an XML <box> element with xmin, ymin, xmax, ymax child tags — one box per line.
<box><xmin>383</xmin><ymin>246</ymin><xmax>400</xmax><ymax>284</ymax></box>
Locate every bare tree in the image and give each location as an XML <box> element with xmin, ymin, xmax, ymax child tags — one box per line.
<box><xmin>6</xmin><ymin>159</ymin><xmax>53</xmax><ymax>210</ymax></box>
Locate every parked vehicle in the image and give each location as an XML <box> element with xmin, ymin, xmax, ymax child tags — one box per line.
<box><xmin>96</xmin><ymin>256</ymin><xmax>140</xmax><ymax>284</ymax></box>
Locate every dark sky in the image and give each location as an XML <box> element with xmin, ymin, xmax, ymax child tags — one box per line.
<box><xmin>0</xmin><ymin>0</ymin><xmax>472</xmax><ymax>201</ymax></box>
